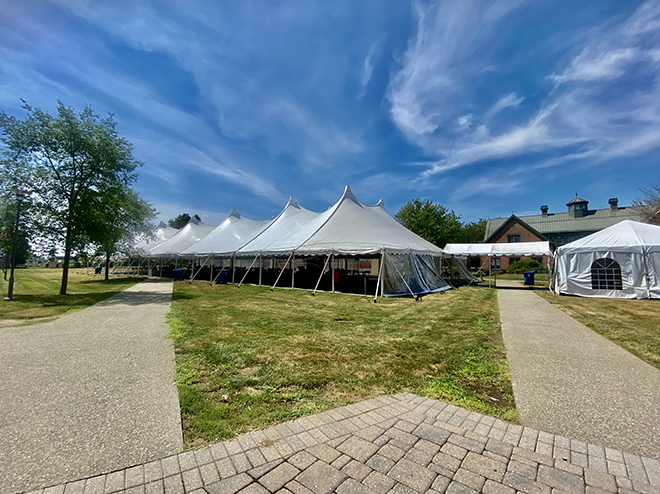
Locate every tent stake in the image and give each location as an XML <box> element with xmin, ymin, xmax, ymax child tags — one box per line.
<box><xmin>312</xmin><ymin>253</ymin><xmax>332</xmax><ymax>296</ymax></box>
<box><xmin>238</xmin><ymin>254</ymin><xmax>260</xmax><ymax>287</ymax></box>
<box><xmin>271</xmin><ymin>252</ymin><xmax>294</xmax><ymax>292</ymax></box>
<box><xmin>373</xmin><ymin>249</ymin><xmax>385</xmax><ymax>303</ymax></box>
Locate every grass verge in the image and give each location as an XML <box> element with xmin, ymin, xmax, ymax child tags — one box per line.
<box><xmin>169</xmin><ymin>282</ymin><xmax>517</xmax><ymax>448</ymax></box>
<box><xmin>538</xmin><ymin>292</ymin><xmax>660</xmax><ymax>370</ymax></box>
<box><xmin>0</xmin><ymin>268</ymin><xmax>144</xmax><ymax>325</ymax></box>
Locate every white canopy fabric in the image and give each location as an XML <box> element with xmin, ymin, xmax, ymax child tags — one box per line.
<box><xmin>134</xmin><ymin>221</ymin><xmax>178</xmax><ymax>253</ymax></box>
<box><xmin>296</xmin><ymin>186</ymin><xmax>442</xmax><ymax>256</ymax></box>
<box><xmin>180</xmin><ymin>208</ymin><xmax>274</xmax><ymax>256</ymax></box>
<box><xmin>443</xmin><ymin>241</ymin><xmax>552</xmax><ymax>257</ymax></box>
<box><xmin>149</xmin><ymin>218</ymin><xmax>216</xmax><ymax>256</ymax></box>
<box><xmin>237</xmin><ymin>197</ymin><xmax>336</xmax><ymax>256</ymax></box>
<box><xmin>555</xmin><ymin>220</ymin><xmax>660</xmax><ymax>299</ymax></box>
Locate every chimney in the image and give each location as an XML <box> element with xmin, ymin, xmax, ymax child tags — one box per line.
<box><xmin>540</xmin><ymin>205</ymin><xmax>549</xmax><ymax>216</ymax></box>
<box><xmin>608</xmin><ymin>198</ymin><xmax>618</xmax><ymax>210</ymax></box>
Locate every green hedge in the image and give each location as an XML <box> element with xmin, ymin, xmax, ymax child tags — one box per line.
<box><xmin>506</xmin><ymin>259</ymin><xmax>542</xmax><ymax>274</ymax></box>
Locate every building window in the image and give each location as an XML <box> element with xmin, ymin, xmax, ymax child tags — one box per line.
<box><xmin>490</xmin><ymin>258</ymin><xmax>501</xmax><ymax>270</ymax></box>
<box><xmin>591</xmin><ymin>258</ymin><xmax>622</xmax><ymax>290</ymax></box>
<box><xmin>532</xmin><ymin>257</ymin><xmax>543</xmax><ymax>264</ymax></box>
<box><xmin>509</xmin><ymin>257</ymin><xmax>521</xmax><ymax>265</ymax></box>
<box><xmin>508</xmin><ymin>235</ymin><xmax>520</xmax><ymax>243</ymax></box>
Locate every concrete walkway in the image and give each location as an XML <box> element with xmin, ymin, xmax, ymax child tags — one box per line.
<box><xmin>0</xmin><ymin>279</ymin><xmax>183</xmax><ymax>494</ymax></box>
<box><xmin>498</xmin><ymin>282</ymin><xmax>660</xmax><ymax>459</ymax></box>
<box><xmin>22</xmin><ymin>394</ymin><xmax>660</xmax><ymax>494</ymax></box>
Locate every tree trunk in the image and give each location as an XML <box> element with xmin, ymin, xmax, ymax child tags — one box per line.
<box><xmin>59</xmin><ymin>225</ymin><xmax>73</xmax><ymax>295</ymax></box>
<box><xmin>105</xmin><ymin>252</ymin><xmax>110</xmax><ymax>281</ymax></box>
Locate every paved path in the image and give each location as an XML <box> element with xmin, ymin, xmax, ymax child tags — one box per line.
<box><xmin>497</xmin><ymin>282</ymin><xmax>660</xmax><ymax>459</ymax></box>
<box><xmin>24</xmin><ymin>394</ymin><xmax>660</xmax><ymax>494</ymax></box>
<box><xmin>0</xmin><ymin>279</ymin><xmax>183</xmax><ymax>494</ymax></box>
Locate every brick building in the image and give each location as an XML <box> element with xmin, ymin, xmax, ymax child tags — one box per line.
<box><xmin>483</xmin><ymin>196</ymin><xmax>640</xmax><ymax>271</ymax></box>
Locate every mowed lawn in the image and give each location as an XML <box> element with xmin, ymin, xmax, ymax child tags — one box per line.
<box><xmin>0</xmin><ymin>268</ymin><xmax>144</xmax><ymax>325</ymax></box>
<box><xmin>538</xmin><ymin>292</ymin><xmax>660</xmax><ymax>370</ymax></box>
<box><xmin>169</xmin><ymin>283</ymin><xmax>517</xmax><ymax>447</ymax></box>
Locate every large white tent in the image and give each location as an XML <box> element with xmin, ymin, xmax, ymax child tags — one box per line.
<box><xmin>180</xmin><ymin>208</ymin><xmax>274</xmax><ymax>256</ymax></box>
<box><xmin>554</xmin><ymin>220</ymin><xmax>660</xmax><ymax>299</ymax></box>
<box><xmin>134</xmin><ymin>221</ymin><xmax>179</xmax><ymax>253</ymax></box>
<box><xmin>148</xmin><ymin>217</ymin><xmax>216</xmax><ymax>257</ymax></box>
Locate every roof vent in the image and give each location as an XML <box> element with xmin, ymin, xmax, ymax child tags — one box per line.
<box><xmin>540</xmin><ymin>205</ymin><xmax>549</xmax><ymax>216</ymax></box>
<box><xmin>608</xmin><ymin>198</ymin><xmax>619</xmax><ymax>210</ymax></box>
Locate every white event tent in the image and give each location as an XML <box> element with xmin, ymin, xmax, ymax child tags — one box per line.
<box><xmin>554</xmin><ymin>220</ymin><xmax>660</xmax><ymax>299</ymax></box>
<box><xmin>443</xmin><ymin>242</ymin><xmax>553</xmax><ymax>257</ymax></box>
<box><xmin>148</xmin><ymin>217</ymin><xmax>216</xmax><ymax>257</ymax></box>
<box><xmin>134</xmin><ymin>221</ymin><xmax>179</xmax><ymax>254</ymax></box>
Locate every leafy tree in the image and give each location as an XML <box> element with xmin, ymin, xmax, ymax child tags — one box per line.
<box><xmin>82</xmin><ymin>186</ymin><xmax>156</xmax><ymax>280</ymax></box>
<box><xmin>458</xmin><ymin>219</ymin><xmax>487</xmax><ymax>243</ymax></box>
<box><xmin>634</xmin><ymin>183</ymin><xmax>660</xmax><ymax>225</ymax></box>
<box><xmin>0</xmin><ymin>195</ymin><xmax>31</xmax><ymax>280</ymax></box>
<box><xmin>0</xmin><ymin>101</ymin><xmax>142</xmax><ymax>294</ymax></box>
<box><xmin>395</xmin><ymin>198</ymin><xmax>462</xmax><ymax>248</ymax></box>
<box><xmin>168</xmin><ymin>213</ymin><xmax>201</xmax><ymax>229</ymax></box>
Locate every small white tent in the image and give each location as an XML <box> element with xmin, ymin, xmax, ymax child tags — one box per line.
<box><xmin>554</xmin><ymin>220</ymin><xmax>660</xmax><ymax>299</ymax></box>
<box><xmin>134</xmin><ymin>221</ymin><xmax>179</xmax><ymax>253</ymax></box>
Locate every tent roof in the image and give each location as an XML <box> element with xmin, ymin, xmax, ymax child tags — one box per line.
<box><xmin>180</xmin><ymin>208</ymin><xmax>274</xmax><ymax>256</ymax></box>
<box><xmin>296</xmin><ymin>186</ymin><xmax>442</xmax><ymax>255</ymax></box>
<box><xmin>444</xmin><ymin>241</ymin><xmax>552</xmax><ymax>257</ymax></box>
<box><xmin>134</xmin><ymin>221</ymin><xmax>179</xmax><ymax>252</ymax></box>
<box><xmin>557</xmin><ymin>220</ymin><xmax>660</xmax><ymax>255</ymax></box>
<box><xmin>149</xmin><ymin>217</ymin><xmax>216</xmax><ymax>256</ymax></box>
<box><xmin>237</xmin><ymin>197</ymin><xmax>337</xmax><ymax>255</ymax></box>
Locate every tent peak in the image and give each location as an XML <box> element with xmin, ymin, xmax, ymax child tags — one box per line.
<box><xmin>157</xmin><ymin>221</ymin><xmax>168</xmax><ymax>228</ymax></box>
<box><xmin>340</xmin><ymin>184</ymin><xmax>360</xmax><ymax>205</ymax></box>
<box><xmin>229</xmin><ymin>207</ymin><xmax>242</xmax><ymax>219</ymax></box>
<box><xmin>375</xmin><ymin>199</ymin><xmax>385</xmax><ymax>208</ymax></box>
<box><xmin>287</xmin><ymin>196</ymin><xmax>301</xmax><ymax>208</ymax></box>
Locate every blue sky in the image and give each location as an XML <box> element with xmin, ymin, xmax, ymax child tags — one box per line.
<box><xmin>1</xmin><ymin>0</ymin><xmax>658</xmax><ymax>226</ymax></box>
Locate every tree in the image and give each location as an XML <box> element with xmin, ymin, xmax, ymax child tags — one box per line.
<box><xmin>395</xmin><ymin>198</ymin><xmax>462</xmax><ymax>248</ymax></box>
<box><xmin>0</xmin><ymin>195</ymin><xmax>31</xmax><ymax>280</ymax></box>
<box><xmin>0</xmin><ymin>101</ymin><xmax>142</xmax><ymax>294</ymax></box>
<box><xmin>168</xmin><ymin>213</ymin><xmax>200</xmax><ymax>229</ymax></box>
<box><xmin>634</xmin><ymin>183</ymin><xmax>660</xmax><ymax>225</ymax></box>
<box><xmin>457</xmin><ymin>219</ymin><xmax>487</xmax><ymax>243</ymax></box>
<box><xmin>82</xmin><ymin>187</ymin><xmax>156</xmax><ymax>280</ymax></box>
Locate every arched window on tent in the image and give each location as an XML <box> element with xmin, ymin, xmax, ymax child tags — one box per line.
<box><xmin>590</xmin><ymin>258</ymin><xmax>622</xmax><ymax>290</ymax></box>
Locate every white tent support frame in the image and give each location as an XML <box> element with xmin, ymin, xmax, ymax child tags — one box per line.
<box><xmin>373</xmin><ymin>249</ymin><xmax>385</xmax><ymax>303</ymax></box>
<box><xmin>190</xmin><ymin>255</ymin><xmax>213</xmax><ymax>282</ymax></box>
<box><xmin>270</xmin><ymin>252</ymin><xmax>294</xmax><ymax>292</ymax></box>
<box><xmin>238</xmin><ymin>254</ymin><xmax>260</xmax><ymax>288</ymax></box>
<box><xmin>311</xmin><ymin>252</ymin><xmax>333</xmax><ymax>296</ymax></box>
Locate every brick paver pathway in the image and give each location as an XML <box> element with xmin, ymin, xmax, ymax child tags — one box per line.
<box><xmin>24</xmin><ymin>394</ymin><xmax>660</xmax><ymax>494</ymax></box>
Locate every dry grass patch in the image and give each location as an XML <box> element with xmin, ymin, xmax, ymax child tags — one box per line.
<box><xmin>538</xmin><ymin>292</ymin><xmax>660</xmax><ymax>370</ymax></box>
<box><xmin>169</xmin><ymin>282</ymin><xmax>517</xmax><ymax>447</ymax></box>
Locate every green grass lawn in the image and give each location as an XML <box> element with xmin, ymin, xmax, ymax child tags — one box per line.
<box><xmin>0</xmin><ymin>268</ymin><xmax>144</xmax><ymax>325</ymax></box>
<box><xmin>538</xmin><ymin>292</ymin><xmax>660</xmax><ymax>371</ymax></box>
<box><xmin>169</xmin><ymin>282</ymin><xmax>517</xmax><ymax>447</ymax></box>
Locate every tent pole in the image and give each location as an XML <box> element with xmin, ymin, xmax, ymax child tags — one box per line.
<box><xmin>160</xmin><ymin>258</ymin><xmax>163</xmax><ymax>278</ymax></box>
<box><xmin>291</xmin><ymin>253</ymin><xmax>296</xmax><ymax>288</ymax></box>
<box><xmin>390</xmin><ymin>253</ymin><xmax>419</xmax><ymax>301</ymax></box>
<box><xmin>210</xmin><ymin>255</ymin><xmax>214</xmax><ymax>282</ymax></box>
<box><xmin>190</xmin><ymin>257</ymin><xmax>195</xmax><ymax>280</ymax></box>
<box><xmin>212</xmin><ymin>257</ymin><xmax>231</xmax><ymax>285</ymax></box>
<box><xmin>259</xmin><ymin>253</ymin><xmax>262</xmax><ymax>286</ymax></box>
<box><xmin>488</xmin><ymin>256</ymin><xmax>492</xmax><ymax>288</ymax></box>
<box><xmin>238</xmin><ymin>254</ymin><xmax>259</xmax><ymax>288</ymax></box>
<box><xmin>312</xmin><ymin>252</ymin><xmax>332</xmax><ymax>296</ymax></box>
<box><xmin>271</xmin><ymin>252</ymin><xmax>294</xmax><ymax>292</ymax></box>
<box><xmin>331</xmin><ymin>253</ymin><xmax>335</xmax><ymax>293</ymax></box>
<box><xmin>175</xmin><ymin>257</ymin><xmax>178</xmax><ymax>269</ymax></box>
<box><xmin>191</xmin><ymin>255</ymin><xmax>212</xmax><ymax>282</ymax></box>
<box><xmin>232</xmin><ymin>255</ymin><xmax>235</xmax><ymax>284</ymax></box>
<box><xmin>373</xmin><ymin>249</ymin><xmax>385</xmax><ymax>303</ymax></box>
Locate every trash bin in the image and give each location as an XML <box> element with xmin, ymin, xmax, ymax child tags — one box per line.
<box><xmin>94</xmin><ymin>266</ymin><xmax>102</xmax><ymax>275</ymax></box>
<box><xmin>523</xmin><ymin>270</ymin><xmax>535</xmax><ymax>285</ymax></box>
<box><xmin>215</xmin><ymin>269</ymin><xmax>229</xmax><ymax>284</ymax></box>
<box><xmin>173</xmin><ymin>268</ymin><xmax>186</xmax><ymax>281</ymax></box>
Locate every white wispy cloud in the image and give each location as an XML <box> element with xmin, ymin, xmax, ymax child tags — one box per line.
<box><xmin>361</xmin><ymin>38</ymin><xmax>382</xmax><ymax>88</ymax></box>
<box><xmin>388</xmin><ymin>0</ymin><xmax>660</xmax><ymax>180</ymax></box>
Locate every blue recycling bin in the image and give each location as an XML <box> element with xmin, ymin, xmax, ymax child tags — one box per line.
<box><xmin>173</xmin><ymin>268</ymin><xmax>186</xmax><ymax>281</ymax></box>
<box><xmin>215</xmin><ymin>269</ymin><xmax>229</xmax><ymax>284</ymax></box>
<box><xmin>523</xmin><ymin>271</ymin><xmax>535</xmax><ymax>285</ymax></box>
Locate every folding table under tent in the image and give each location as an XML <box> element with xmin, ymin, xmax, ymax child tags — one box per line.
<box><xmin>554</xmin><ymin>220</ymin><xmax>660</xmax><ymax>299</ymax></box>
<box><xmin>234</xmin><ymin>186</ymin><xmax>451</xmax><ymax>299</ymax></box>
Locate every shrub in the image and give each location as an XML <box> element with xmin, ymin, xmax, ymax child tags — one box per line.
<box><xmin>507</xmin><ymin>259</ymin><xmax>542</xmax><ymax>274</ymax></box>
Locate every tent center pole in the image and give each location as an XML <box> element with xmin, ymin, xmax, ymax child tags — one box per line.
<box><xmin>331</xmin><ymin>253</ymin><xmax>335</xmax><ymax>293</ymax></box>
